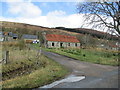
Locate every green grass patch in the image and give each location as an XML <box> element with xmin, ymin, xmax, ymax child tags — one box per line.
<box><xmin>43</xmin><ymin>48</ymin><xmax>119</xmax><ymax>66</ymax></box>
<box><xmin>2</xmin><ymin>55</ymin><xmax>68</xmax><ymax>88</ymax></box>
<box><xmin>2</xmin><ymin>54</ymin><xmax>47</xmax><ymax>81</ymax></box>
<box><xmin>2</xmin><ymin>43</ymin><xmax>68</xmax><ymax>88</ymax></box>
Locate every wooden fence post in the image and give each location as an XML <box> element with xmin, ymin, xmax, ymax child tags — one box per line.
<box><xmin>40</xmin><ymin>47</ymin><xmax>41</xmax><ymax>56</ymax></box>
<box><xmin>4</xmin><ymin>51</ymin><xmax>9</xmax><ymax>64</ymax></box>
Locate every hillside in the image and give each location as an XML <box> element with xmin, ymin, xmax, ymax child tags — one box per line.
<box><xmin>0</xmin><ymin>21</ymin><xmax>118</xmax><ymax>40</ymax></box>
<box><xmin>0</xmin><ymin>21</ymin><xmax>78</xmax><ymax>36</ymax></box>
<box><xmin>55</xmin><ymin>27</ymin><xmax>118</xmax><ymax>40</ymax></box>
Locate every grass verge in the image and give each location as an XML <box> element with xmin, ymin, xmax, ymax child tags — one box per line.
<box><xmin>2</xmin><ymin>43</ymin><xmax>68</xmax><ymax>88</ymax></box>
<box><xmin>43</xmin><ymin>48</ymin><xmax>119</xmax><ymax>66</ymax></box>
<box><xmin>2</xmin><ymin>55</ymin><xmax>68</xmax><ymax>88</ymax></box>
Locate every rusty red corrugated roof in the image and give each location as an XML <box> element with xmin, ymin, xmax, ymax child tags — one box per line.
<box><xmin>109</xmin><ymin>44</ymin><xmax>118</xmax><ymax>48</ymax></box>
<box><xmin>46</xmin><ymin>34</ymin><xmax>80</xmax><ymax>43</ymax></box>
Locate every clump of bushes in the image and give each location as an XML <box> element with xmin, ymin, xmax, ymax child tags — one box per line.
<box><xmin>61</xmin><ymin>49</ymin><xmax>81</xmax><ymax>55</ymax></box>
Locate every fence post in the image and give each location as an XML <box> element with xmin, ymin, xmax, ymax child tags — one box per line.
<box><xmin>4</xmin><ymin>51</ymin><xmax>9</xmax><ymax>64</ymax></box>
<box><xmin>40</xmin><ymin>47</ymin><xmax>41</xmax><ymax>56</ymax></box>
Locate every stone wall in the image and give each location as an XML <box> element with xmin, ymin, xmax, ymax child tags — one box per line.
<box><xmin>47</xmin><ymin>41</ymin><xmax>80</xmax><ymax>48</ymax></box>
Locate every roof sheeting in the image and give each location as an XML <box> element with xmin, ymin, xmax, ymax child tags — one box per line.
<box><xmin>0</xmin><ymin>32</ymin><xmax>4</xmax><ymax>35</ymax></box>
<box><xmin>0</xmin><ymin>34</ymin><xmax>4</xmax><ymax>38</ymax></box>
<box><xmin>46</xmin><ymin>34</ymin><xmax>80</xmax><ymax>43</ymax></box>
<box><xmin>22</xmin><ymin>34</ymin><xmax>38</xmax><ymax>39</ymax></box>
<box><xmin>13</xmin><ymin>34</ymin><xmax>18</xmax><ymax>37</ymax></box>
<box><xmin>8</xmin><ymin>32</ymin><xmax>13</xmax><ymax>37</ymax></box>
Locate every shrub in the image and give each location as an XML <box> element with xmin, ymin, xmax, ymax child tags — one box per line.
<box><xmin>103</xmin><ymin>52</ymin><xmax>112</xmax><ymax>58</ymax></box>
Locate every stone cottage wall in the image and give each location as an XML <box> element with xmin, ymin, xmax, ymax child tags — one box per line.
<box><xmin>47</xmin><ymin>41</ymin><xmax>80</xmax><ymax>48</ymax></box>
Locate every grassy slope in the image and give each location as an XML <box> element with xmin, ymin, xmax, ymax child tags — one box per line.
<box><xmin>2</xmin><ymin>44</ymin><xmax>68</xmax><ymax>88</ymax></box>
<box><xmin>44</xmin><ymin>48</ymin><xmax>119</xmax><ymax>66</ymax></box>
<box><xmin>2</xmin><ymin>55</ymin><xmax>68</xmax><ymax>88</ymax></box>
<box><xmin>1</xmin><ymin>21</ymin><xmax>78</xmax><ymax>36</ymax></box>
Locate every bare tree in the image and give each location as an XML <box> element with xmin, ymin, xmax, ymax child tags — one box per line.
<box><xmin>77</xmin><ymin>2</ymin><xmax>120</xmax><ymax>36</ymax></box>
<box><xmin>77</xmin><ymin>34</ymin><xmax>97</xmax><ymax>48</ymax></box>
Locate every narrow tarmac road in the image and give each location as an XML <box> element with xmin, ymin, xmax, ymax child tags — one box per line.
<box><xmin>42</xmin><ymin>50</ymin><xmax>119</xmax><ymax>88</ymax></box>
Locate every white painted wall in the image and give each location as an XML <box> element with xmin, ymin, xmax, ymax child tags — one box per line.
<box><xmin>77</xmin><ymin>43</ymin><xmax>80</xmax><ymax>47</ymax></box>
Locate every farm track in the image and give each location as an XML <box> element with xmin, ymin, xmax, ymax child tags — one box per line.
<box><xmin>42</xmin><ymin>50</ymin><xmax>118</xmax><ymax>88</ymax></box>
